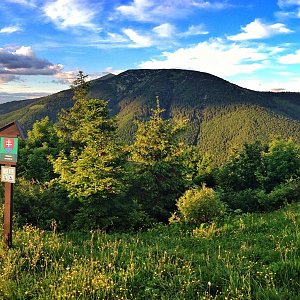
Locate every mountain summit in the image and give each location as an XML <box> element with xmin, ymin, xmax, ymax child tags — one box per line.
<box><xmin>1</xmin><ymin>69</ymin><xmax>299</xmax><ymax>163</ymax></box>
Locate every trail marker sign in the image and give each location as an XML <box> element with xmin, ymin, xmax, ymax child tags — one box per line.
<box><xmin>0</xmin><ymin>121</ymin><xmax>24</xmax><ymax>248</ymax></box>
<box><xmin>0</xmin><ymin>137</ymin><xmax>19</xmax><ymax>164</ymax></box>
<box><xmin>1</xmin><ymin>166</ymin><xmax>16</xmax><ymax>183</ymax></box>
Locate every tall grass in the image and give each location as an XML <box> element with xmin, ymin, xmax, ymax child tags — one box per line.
<box><xmin>0</xmin><ymin>203</ymin><xmax>299</xmax><ymax>299</ymax></box>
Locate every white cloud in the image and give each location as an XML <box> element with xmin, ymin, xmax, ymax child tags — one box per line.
<box><xmin>5</xmin><ymin>0</ymin><xmax>37</xmax><ymax>7</ymax></box>
<box><xmin>116</xmin><ymin>0</ymin><xmax>230</xmax><ymax>22</ymax></box>
<box><xmin>228</xmin><ymin>19</ymin><xmax>292</xmax><ymax>41</ymax></box>
<box><xmin>54</xmin><ymin>70</ymin><xmax>77</xmax><ymax>84</ymax></box>
<box><xmin>13</xmin><ymin>46</ymin><xmax>34</xmax><ymax>56</ymax></box>
<box><xmin>123</xmin><ymin>28</ymin><xmax>153</xmax><ymax>47</ymax></box>
<box><xmin>54</xmin><ymin>68</ymin><xmax>121</xmax><ymax>85</ymax></box>
<box><xmin>191</xmin><ymin>0</ymin><xmax>231</xmax><ymax>9</ymax></box>
<box><xmin>120</xmin><ymin>23</ymin><xmax>209</xmax><ymax>48</ymax></box>
<box><xmin>43</xmin><ymin>0</ymin><xmax>98</xmax><ymax>30</ymax></box>
<box><xmin>0</xmin><ymin>25</ymin><xmax>22</xmax><ymax>34</ymax></box>
<box><xmin>116</xmin><ymin>0</ymin><xmax>153</xmax><ymax>21</ymax></box>
<box><xmin>153</xmin><ymin>23</ymin><xmax>175</xmax><ymax>38</ymax></box>
<box><xmin>278</xmin><ymin>0</ymin><xmax>300</xmax><ymax>8</ymax></box>
<box><xmin>234</xmin><ymin>77</ymin><xmax>300</xmax><ymax>92</ymax></box>
<box><xmin>276</xmin><ymin>0</ymin><xmax>300</xmax><ymax>19</ymax></box>
<box><xmin>180</xmin><ymin>24</ymin><xmax>209</xmax><ymax>37</ymax></box>
<box><xmin>275</xmin><ymin>71</ymin><xmax>293</xmax><ymax>76</ymax></box>
<box><xmin>123</xmin><ymin>23</ymin><xmax>207</xmax><ymax>48</ymax></box>
<box><xmin>106</xmin><ymin>32</ymin><xmax>128</xmax><ymax>43</ymax></box>
<box><xmin>103</xmin><ymin>67</ymin><xmax>124</xmax><ymax>75</ymax></box>
<box><xmin>275</xmin><ymin>10</ymin><xmax>298</xmax><ymax>18</ymax></box>
<box><xmin>278</xmin><ymin>49</ymin><xmax>300</xmax><ymax>64</ymax></box>
<box><xmin>139</xmin><ymin>39</ymin><xmax>270</xmax><ymax>77</ymax></box>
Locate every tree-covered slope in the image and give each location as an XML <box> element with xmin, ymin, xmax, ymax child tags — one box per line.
<box><xmin>0</xmin><ymin>69</ymin><xmax>299</xmax><ymax>163</ymax></box>
<box><xmin>0</xmin><ymin>89</ymin><xmax>73</xmax><ymax>130</ymax></box>
<box><xmin>197</xmin><ymin>105</ymin><xmax>300</xmax><ymax>164</ymax></box>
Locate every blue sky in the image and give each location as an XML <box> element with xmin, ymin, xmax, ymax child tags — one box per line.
<box><xmin>1</xmin><ymin>0</ymin><xmax>300</xmax><ymax>103</ymax></box>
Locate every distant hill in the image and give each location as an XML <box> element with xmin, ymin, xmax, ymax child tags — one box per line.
<box><xmin>1</xmin><ymin>69</ymin><xmax>300</xmax><ymax>164</ymax></box>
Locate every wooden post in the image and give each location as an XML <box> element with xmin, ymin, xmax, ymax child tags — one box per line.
<box><xmin>3</xmin><ymin>182</ymin><xmax>13</xmax><ymax>248</ymax></box>
<box><xmin>0</xmin><ymin>121</ymin><xmax>24</xmax><ymax>249</ymax></box>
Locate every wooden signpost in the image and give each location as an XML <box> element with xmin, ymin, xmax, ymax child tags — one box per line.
<box><xmin>0</xmin><ymin>121</ymin><xmax>24</xmax><ymax>248</ymax></box>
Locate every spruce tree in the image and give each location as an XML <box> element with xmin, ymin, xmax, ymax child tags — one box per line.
<box><xmin>129</xmin><ymin>97</ymin><xmax>188</xmax><ymax>222</ymax></box>
<box><xmin>53</xmin><ymin>72</ymin><xmax>127</xmax><ymax>229</ymax></box>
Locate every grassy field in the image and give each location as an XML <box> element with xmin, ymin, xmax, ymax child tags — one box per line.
<box><xmin>0</xmin><ymin>203</ymin><xmax>300</xmax><ymax>299</ymax></box>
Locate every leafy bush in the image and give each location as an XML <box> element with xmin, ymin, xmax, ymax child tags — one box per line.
<box><xmin>258</xmin><ymin>139</ymin><xmax>300</xmax><ymax>192</ymax></box>
<box><xmin>220</xmin><ymin>179</ymin><xmax>300</xmax><ymax>213</ymax></box>
<box><xmin>215</xmin><ymin>139</ymin><xmax>300</xmax><ymax>214</ymax></box>
<box><xmin>176</xmin><ymin>185</ymin><xmax>225</xmax><ymax>224</ymax></box>
<box><xmin>258</xmin><ymin>179</ymin><xmax>300</xmax><ymax>211</ymax></box>
<box><xmin>219</xmin><ymin>188</ymin><xmax>263</xmax><ymax>213</ymax></box>
<box><xmin>216</xmin><ymin>141</ymin><xmax>264</xmax><ymax>192</ymax></box>
<box><xmin>13</xmin><ymin>178</ymin><xmax>79</xmax><ymax>230</ymax></box>
<box><xmin>18</xmin><ymin>117</ymin><xmax>59</xmax><ymax>182</ymax></box>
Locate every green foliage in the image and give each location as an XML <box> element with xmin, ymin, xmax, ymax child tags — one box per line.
<box><xmin>53</xmin><ymin>99</ymin><xmax>126</xmax><ymax>199</ymax></box>
<box><xmin>197</xmin><ymin>105</ymin><xmax>300</xmax><ymax>165</ymax></box>
<box><xmin>219</xmin><ymin>189</ymin><xmax>262</xmax><ymax>213</ymax></box>
<box><xmin>71</xmin><ymin>70</ymin><xmax>90</xmax><ymax>101</ymax></box>
<box><xmin>216</xmin><ymin>138</ymin><xmax>300</xmax><ymax>213</ymax></box>
<box><xmin>216</xmin><ymin>141</ymin><xmax>264</xmax><ymax>192</ymax></box>
<box><xmin>128</xmin><ymin>98</ymin><xmax>189</xmax><ymax>222</ymax></box>
<box><xmin>258</xmin><ymin>179</ymin><xmax>300</xmax><ymax>211</ymax></box>
<box><xmin>18</xmin><ymin>117</ymin><xmax>59</xmax><ymax>182</ymax></box>
<box><xmin>176</xmin><ymin>185</ymin><xmax>225</xmax><ymax>224</ymax></box>
<box><xmin>258</xmin><ymin>138</ymin><xmax>300</xmax><ymax>192</ymax></box>
<box><xmin>5</xmin><ymin>70</ymin><xmax>300</xmax><ymax>231</ymax></box>
<box><xmin>131</xmin><ymin>97</ymin><xmax>186</xmax><ymax>165</ymax></box>
<box><xmin>53</xmin><ymin>73</ymin><xmax>128</xmax><ymax>229</ymax></box>
<box><xmin>193</xmin><ymin>153</ymin><xmax>215</xmax><ymax>187</ymax></box>
<box><xmin>13</xmin><ymin>178</ymin><xmax>78</xmax><ymax>230</ymax></box>
<box><xmin>128</xmin><ymin>161</ymin><xmax>187</xmax><ymax>222</ymax></box>
<box><xmin>2</xmin><ymin>204</ymin><xmax>300</xmax><ymax>299</ymax></box>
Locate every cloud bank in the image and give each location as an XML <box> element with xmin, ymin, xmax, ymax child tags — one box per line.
<box><xmin>228</xmin><ymin>19</ymin><xmax>292</xmax><ymax>41</ymax></box>
<box><xmin>139</xmin><ymin>39</ymin><xmax>269</xmax><ymax>77</ymax></box>
<box><xmin>0</xmin><ymin>46</ymin><xmax>63</xmax><ymax>82</ymax></box>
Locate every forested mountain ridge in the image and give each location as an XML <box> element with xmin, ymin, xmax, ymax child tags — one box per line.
<box><xmin>0</xmin><ymin>69</ymin><xmax>300</xmax><ymax>163</ymax></box>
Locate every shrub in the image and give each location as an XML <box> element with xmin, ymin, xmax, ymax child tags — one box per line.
<box><xmin>13</xmin><ymin>178</ymin><xmax>78</xmax><ymax>230</ymax></box>
<box><xmin>219</xmin><ymin>188</ymin><xmax>262</xmax><ymax>213</ymax></box>
<box><xmin>258</xmin><ymin>139</ymin><xmax>300</xmax><ymax>192</ymax></box>
<box><xmin>216</xmin><ymin>141</ymin><xmax>264</xmax><ymax>192</ymax></box>
<box><xmin>176</xmin><ymin>185</ymin><xmax>225</xmax><ymax>224</ymax></box>
<box><xmin>258</xmin><ymin>179</ymin><xmax>300</xmax><ymax>211</ymax></box>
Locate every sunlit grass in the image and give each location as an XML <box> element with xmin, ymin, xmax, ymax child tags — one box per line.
<box><xmin>0</xmin><ymin>203</ymin><xmax>300</xmax><ymax>299</ymax></box>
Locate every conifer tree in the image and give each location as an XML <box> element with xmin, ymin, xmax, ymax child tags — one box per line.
<box><xmin>53</xmin><ymin>72</ymin><xmax>127</xmax><ymax>228</ymax></box>
<box><xmin>55</xmin><ymin>71</ymin><xmax>91</xmax><ymax>148</ymax></box>
<box><xmin>129</xmin><ymin>97</ymin><xmax>188</xmax><ymax>222</ymax></box>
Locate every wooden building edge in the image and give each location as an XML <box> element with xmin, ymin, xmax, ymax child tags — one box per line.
<box><xmin>0</xmin><ymin>121</ymin><xmax>25</xmax><ymax>139</ymax></box>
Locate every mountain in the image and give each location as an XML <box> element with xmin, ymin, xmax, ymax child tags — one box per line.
<box><xmin>1</xmin><ymin>69</ymin><xmax>300</xmax><ymax>164</ymax></box>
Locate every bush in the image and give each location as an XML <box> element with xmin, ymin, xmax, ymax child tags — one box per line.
<box><xmin>219</xmin><ymin>178</ymin><xmax>300</xmax><ymax>214</ymax></box>
<box><xmin>176</xmin><ymin>185</ymin><xmax>225</xmax><ymax>224</ymax></box>
<box><xmin>258</xmin><ymin>179</ymin><xmax>300</xmax><ymax>211</ymax></box>
<box><xmin>258</xmin><ymin>139</ymin><xmax>300</xmax><ymax>192</ymax></box>
<box><xmin>13</xmin><ymin>177</ymin><xmax>79</xmax><ymax>230</ymax></box>
<box><xmin>219</xmin><ymin>188</ymin><xmax>262</xmax><ymax>213</ymax></box>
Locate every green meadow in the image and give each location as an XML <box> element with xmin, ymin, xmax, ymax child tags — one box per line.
<box><xmin>1</xmin><ymin>203</ymin><xmax>299</xmax><ymax>300</ymax></box>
